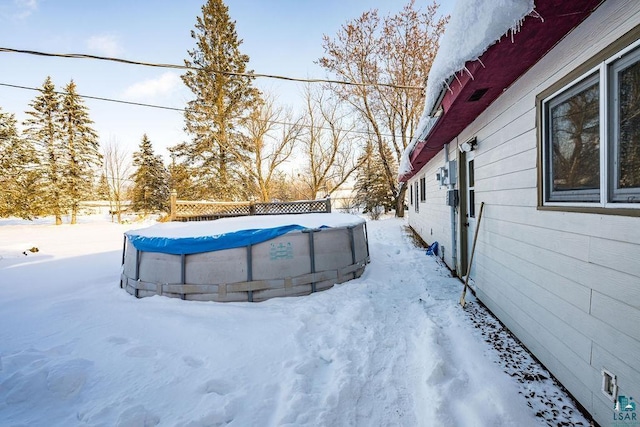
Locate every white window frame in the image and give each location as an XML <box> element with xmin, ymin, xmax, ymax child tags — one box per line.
<box><xmin>542</xmin><ymin>39</ymin><xmax>640</xmax><ymax>209</ymax></box>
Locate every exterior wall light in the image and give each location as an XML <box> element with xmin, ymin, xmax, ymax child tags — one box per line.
<box><xmin>459</xmin><ymin>137</ymin><xmax>477</xmax><ymax>153</ymax></box>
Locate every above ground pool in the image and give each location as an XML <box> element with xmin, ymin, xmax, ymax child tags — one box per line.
<box><xmin>120</xmin><ymin>213</ymin><xmax>369</xmax><ymax>302</ymax></box>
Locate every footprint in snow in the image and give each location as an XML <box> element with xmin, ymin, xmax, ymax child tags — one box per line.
<box><xmin>124</xmin><ymin>346</ymin><xmax>157</xmax><ymax>358</ymax></box>
<box><xmin>116</xmin><ymin>404</ymin><xmax>160</xmax><ymax>427</ymax></box>
<box><xmin>199</xmin><ymin>378</ymin><xmax>233</xmax><ymax>395</ymax></box>
<box><xmin>107</xmin><ymin>336</ymin><xmax>129</xmax><ymax>345</ymax></box>
<box><xmin>182</xmin><ymin>355</ymin><xmax>204</xmax><ymax>368</ymax></box>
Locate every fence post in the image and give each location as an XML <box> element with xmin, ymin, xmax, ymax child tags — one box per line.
<box><xmin>170</xmin><ymin>189</ymin><xmax>177</xmax><ymax>221</ymax></box>
<box><xmin>325</xmin><ymin>196</ymin><xmax>331</xmax><ymax>213</ymax></box>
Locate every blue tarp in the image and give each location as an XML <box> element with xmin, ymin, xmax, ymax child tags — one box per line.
<box><xmin>125</xmin><ymin>224</ymin><xmax>328</xmax><ymax>255</ymax></box>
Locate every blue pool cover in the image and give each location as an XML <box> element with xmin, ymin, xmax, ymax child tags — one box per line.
<box><xmin>125</xmin><ymin>224</ymin><xmax>328</xmax><ymax>255</ymax></box>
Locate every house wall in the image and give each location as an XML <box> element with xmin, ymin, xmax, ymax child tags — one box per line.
<box><xmin>407</xmin><ymin>144</ymin><xmax>459</xmax><ymax>270</ymax></box>
<box><xmin>407</xmin><ymin>1</ymin><xmax>640</xmax><ymax>425</ymax></box>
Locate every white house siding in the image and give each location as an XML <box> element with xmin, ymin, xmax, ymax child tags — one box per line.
<box><xmin>407</xmin><ymin>1</ymin><xmax>640</xmax><ymax>425</ymax></box>
<box><xmin>407</xmin><ymin>144</ymin><xmax>459</xmax><ymax>270</ymax></box>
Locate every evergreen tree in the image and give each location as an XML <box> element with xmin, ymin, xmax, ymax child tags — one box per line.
<box><xmin>131</xmin><ymin>134</ymin><xmax>169</xmax><ymax>214</ymax></box>
<box><xmin>0</xmin><ymin>108</ymin><xmax>42</xmax><ymax>218</ymax></box>
<box><xmin>60</xmin><ymin>80</ymin><xmax>102</xmax><ymax>224</ymax></box>
<box><xmin>96</xmin><ymin>172</ymin><xmax>111</xmax><ymax>200</ymax></box>
<box><xmin>172</xmin><ymin>0</ymin><xmax>260</xmax><ymax>200</ymax></box>
<box><xmin>167</xmin><ymin>152</ymin><xmax>199</xmax><ymax>200</ymax></box>
<box><xmin>354</xmin><ymin>141</ymin><xmax>396</xmax><ymax>218</ymax></box>
<box><xmin>22</xmin><ymin>76</ymin><xmax>66</xmax><ymax>224</ymax></box>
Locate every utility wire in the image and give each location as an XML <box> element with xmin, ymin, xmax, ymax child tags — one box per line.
<box><xmin>0</xmin><ymin>82</ymin><xmax>408</xmax><ymax>140</ymax></box>
<box><xmin>0</xmin><ymin>47</ymin><xmax>424</xmax><ymax>90</ymax></box>
<box><xmin>1</xmin><ymin>82</ymin><xmax>183</xmax><ymax>112</ymax></box>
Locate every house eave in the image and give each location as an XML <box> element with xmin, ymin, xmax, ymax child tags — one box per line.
<box><xmin>400</xmin><ymin>0</ymin><xmax>604</xmax><ymax>183</ymax></box>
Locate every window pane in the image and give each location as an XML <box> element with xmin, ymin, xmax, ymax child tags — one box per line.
<box><xmin>549</xmin><ymin>80</ymin><xmax>600</xmax><ymax>196</ymax></box>
<box><xmin>617</xmin><ymin>59</ymin><xmax>640</xmax><ymax>192</ymax></box>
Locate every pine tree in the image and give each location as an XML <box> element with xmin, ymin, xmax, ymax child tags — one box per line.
<box><xmin>354</xmin><ymin>141</ymin><xmax>396</xmax><ymax>218</ymax></box>
<box><xmin>167</xmin><ymin>152</ymin><xmax>199</xmax><ymax>200</ymax></box>
<box><xmin>22</xmin><ymin>76</ymin><xmax>66</xmax><ymax>224</ymax></box>
<box><xmin>96</xmin><ymin>172</ymin><xmax>111</xmax><ymax>200</ymax></box>
<box><xmin>60</xmin><ymin>80</ymin><xmax>102</xmax><ymax>224</ymax></box>
<box><xmin>0</xmin><ymin>108</ymin><xmax>42</xmax><ymax>218</ymax></box>
<box><xmin>172</xmin><ymin>0</ymin><xmax>260</xmax><ymax>200</ymax></box>
<box><xmin>131</xmin><ymin>134</ymin><xmax>169</xmax><ymax>214</ymax></box>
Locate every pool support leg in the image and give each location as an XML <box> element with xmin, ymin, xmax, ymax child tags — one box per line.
<box><xmin>305</xmin><ymin>229</ymin><xmax>317</xmax><ymax>293</ymax></box>
<box><xmin>247</xmin><ymin>244</ymin><xmax>253</xmax><ymax>302</ymax></box>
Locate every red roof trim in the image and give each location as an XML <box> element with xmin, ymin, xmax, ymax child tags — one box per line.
<box><xmin>400</xmin><ymin>0</ymin><xmax>604</xmax><ymax>182</ymax></box>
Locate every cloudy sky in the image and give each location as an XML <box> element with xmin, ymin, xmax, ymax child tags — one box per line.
<box><xmin>0</xmin><ymin>0</ymin><xmax>453</xmax><ymax>159</ymax></box>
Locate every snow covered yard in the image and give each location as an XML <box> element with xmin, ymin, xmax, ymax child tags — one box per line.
<box><xmin>0</xmin><ymin>215</ymin><xmax>590</xmax><ymax>426</ymax></box>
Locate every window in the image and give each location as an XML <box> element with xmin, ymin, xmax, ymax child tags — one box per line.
<box><xmin>610</xmin><ymin>51</ymin><xmax>640</xmax><ymax>202</ymax></box>
<box><xmin>409</xmin><ymin>184</ymin><xmax>413</xmax><ymax>206</ymax></box>
<box><xmin>542</xmin><ymin>41</ymin><xmax>640</xmax><ymax>208</ymax></box>
<box><xmin>420</xmin><ymin>177</ymin><xmax>426</xmax><ymax>202</ymax></box>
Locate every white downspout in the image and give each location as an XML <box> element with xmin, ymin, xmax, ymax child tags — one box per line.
<box><xmin>444</xmin><ymin>143</ymin><xmax>458</xmax><ymax>273</ymax></box>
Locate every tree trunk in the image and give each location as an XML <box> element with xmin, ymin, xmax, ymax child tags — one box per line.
<box><xmin>395</xmin><ymin>182</ymin><xmax>407</xmax><ymax>218</ymax></box>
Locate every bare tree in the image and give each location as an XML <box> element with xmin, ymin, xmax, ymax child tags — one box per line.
<box><xmin>297</xmin><ymin>85</ymin><xmax>365</xmax><ymax>200</ymax></box>
<box><xmin>241</xmin><ymin>94</ymin><xmax>304</xmax><ymax>201</ymax></box>
<box><xmin>102</xmin><ymin>138</ymin><xmax>132</xmax><ymax>223</ymax></box>
<box><xmin>318</xmin><ymin>0</ymin><xmax>448</xmax><ymax>216</ymax></box>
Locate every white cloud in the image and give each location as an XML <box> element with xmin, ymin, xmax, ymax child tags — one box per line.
<box><xmin>86</xmin><ymin>34</ymin><xmax>122</xmax><ymax>57</ymax></box>
<box><xmin>1</xmin><ymin>0</ymin><xmax>38</xmax><ymax>20</ymax></box>
<box><xmin>122</xmin><ymin>72</ymin><xmax>182</xmax><ymax>101</ymax></box>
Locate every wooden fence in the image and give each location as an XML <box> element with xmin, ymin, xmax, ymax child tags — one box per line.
<box><xmin>169</xmin><ymin>190</ymin><xmax>332</xmax><ymax>221</ymax></box>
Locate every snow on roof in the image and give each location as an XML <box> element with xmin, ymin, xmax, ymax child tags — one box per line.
<box><xmin>398</xmin><ymin>0</ymin><xmax>535</xmax><ymax>177</ymax></box>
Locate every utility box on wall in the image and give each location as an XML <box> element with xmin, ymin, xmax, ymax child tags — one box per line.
<box><xmin>446</xmin><ymin>160</ymin><xmax>457</xmax><ymax>185</ymax></box>
<box><xmin>446</xmin><ymin>189</ymin><xmax>458</xmax><ymax>207</ymax></box>
<box><xmin>436</xmin><ymin>160</ymin><xmax>457</xmax><ymax>187</ymax></box>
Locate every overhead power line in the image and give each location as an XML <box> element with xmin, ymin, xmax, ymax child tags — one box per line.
<box><xmin>0</xmin><ymin>82</ymin><xmax>183</xmax><ymax>112</ymax></box>
<box><xmin>0</xmin><ymin>47</ymin><xmax>424</xmax><ymax>90</ymax></box>
<box><xmin>0</xmin><ymin>82</ymin><xmax>405</xmax><ymax>139</ymax></box>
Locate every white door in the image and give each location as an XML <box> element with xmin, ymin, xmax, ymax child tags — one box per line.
<box><xmin>465</xmin><ymin>150</ymin><xmax>476</xmax><ymax>279</ymax></box>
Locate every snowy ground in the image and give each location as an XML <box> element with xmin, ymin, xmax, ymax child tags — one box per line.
<box><xmin>0</xmin><ymin>214</ymin><xmax>591</xmax><ymax>426</ymax></box>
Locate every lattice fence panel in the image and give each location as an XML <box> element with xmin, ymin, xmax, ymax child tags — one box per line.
<box><xmin>253</xmin><ymin>199</ymin><xmax>330</xmax><ymax>215</ymax></box>
<box><xmin>171</xmin><ymin>196</ymin><xmax>331</xmax><ymax>221</ymax></box>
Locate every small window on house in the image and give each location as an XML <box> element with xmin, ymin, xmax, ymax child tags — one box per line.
<box><xmin>409</xmin><ymin>184</ymin><xmax>413</xmax><ymax>205</ymax></box>
<box><xmin>420</xmin><ymin>177</ymin><xmax>426</xmax><ymax>202</ymax></box>
<box><xmin>542</xmin><ymin>41</ymin><xmax>640</xmax><ymax>208</ymax></box>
